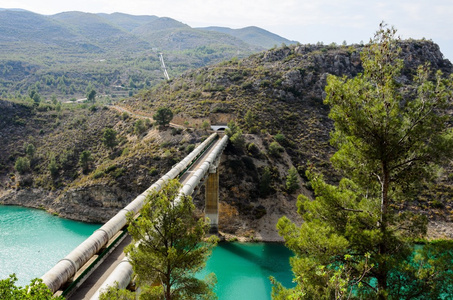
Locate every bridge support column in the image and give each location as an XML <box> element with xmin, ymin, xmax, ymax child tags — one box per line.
<box><xmin>205</xmin><ymin>165</ymin><xmax>219</xmax><ymax>234</ymax></box>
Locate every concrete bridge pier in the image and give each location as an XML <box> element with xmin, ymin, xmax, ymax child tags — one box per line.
<box><xmin>205</xmin><ymin>164</ymin><xmax>219</xmax><ymax>234</ymax></box>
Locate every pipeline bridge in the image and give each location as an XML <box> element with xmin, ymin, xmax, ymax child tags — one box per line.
<box><xmin>41</xmin><ymin>132</ymin><xmax>228</xmax><ymax>299</ymax></box>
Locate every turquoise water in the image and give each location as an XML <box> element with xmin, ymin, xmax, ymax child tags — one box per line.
<box><xmin>0</xmin><ymin>205</ymin><xmax>101</xmax><ymax>286</ymax></box>
<box><xmin>198</xmin><ymin>242</ymin><xmax>295</xmax><ymax>300</ymax></box>
<box><xmin>0</xmin><ymin>205</ymin><xmax>295</xmax><ymax>299</ymax></box>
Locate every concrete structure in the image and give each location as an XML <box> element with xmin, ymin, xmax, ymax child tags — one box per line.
<box><xmin>210</xmin><ymin>125</ymin><xmax>228</xmax><ymax>131</ymax></box>
<box><xmin>41</xmin><ymin>133</ymin><xmax>220</xmax><ymax>296</ymax></box>
<box><xmin>40</xmin><ymin>132</ymin><xmax>228</xmax><ymax>299</ymax></box>
<box><xmin>205</xmin><ymin>165</ymin><xmax>220</xmax><ymax>233</ymax></box>
<box><xmin>90</xmin><ymin>134</ymin><xmax>228</xmax><ymax>299</ymax></box>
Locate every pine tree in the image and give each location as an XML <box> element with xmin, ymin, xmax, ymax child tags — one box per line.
<box><xmin>102</xmin><ymin>127</ymin><xmax>117</xmax><ymax>149</ymax></box>
<box><xmin>125</xmin><ymin>179</ymin><xmax>218</xmax><ymax>300</ymax></box>
<box><xmin>285</xmin><ymin>167</ymin><xmax>299</xmax><ymax>194</ymax></box>
<box><xmin>274</xmin><ymin>24</ymin><xmax>453</xmax><ymax>299</ymax></box>
<box><xmin>153</xmin><ymin>107</ymin><xmax>173</xmax><ymax>127</ymax></box>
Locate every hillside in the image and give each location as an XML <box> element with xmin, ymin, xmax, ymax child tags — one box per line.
<box><xmin>2</xmin><ymin>40</ymin><xmax>453</xmax><ymax>241</ymax></box>
<box><xmin>0</xmin><ymin>99</ymin><xmax>214</xmax><ymax>223</ymax></box>
<box><xmin>123</xmin><ymin>40</ymin><xmax>453</xmax><ymax>239</ymax></box>
<box><xmin>0</xmin><ymin>9</ymin><xmax>292</xmax><ymax>101</ymax></box>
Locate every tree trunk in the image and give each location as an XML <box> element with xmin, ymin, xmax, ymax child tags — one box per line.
<box><xmin>377</xmin><ymin>162</ymin><xmax>390</xmax><ymax>299</ymax></box>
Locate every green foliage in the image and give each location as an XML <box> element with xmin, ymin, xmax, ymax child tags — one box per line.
<box><xmin>153</xmin><ymin>107</ymin><xmax>173</xmax><ymax>127</ymax></box>
<box><xmin>247</xmin><ymin>143</ymin><xmax>260</xmax><ymax>157</ymax></box>
<box><xmin>275</xmin><ymin>24</ymin><xmax>453</xmax><ymax>299</ymax></box>
<box><xmin>274</xmin><ymin>133</ymin><xmax>287</xmax><ymax>146</ymax></box>
<box><xmin>0</xmin><ymin>274</ymin><xmax>64</xmax><ymax>300</ymax></box>
<box><xmin>285</xmin><ymin>167</ymin><xmax>299</xmax><ymax>194</ymax></box>
<box><xmin>148</xmin><ymin>167</ymin><xmax>159</xmax><ymax>176</ymax></box>
<box><xmin>29</xmin><ymin>90</ymin><xmax>41</xmax><ymax>104</ymax></box>
<box><xmin>86</xmin><ymin>89</ymin><xmax>96</xmax><ymax>103</ymax></box>
<box><xmin>226</xmin><ymin>121</ymin><xmax>245</xmax><ymax>150</ymax></box>
<box><xmin>24</xmin><ymin>143</ymin><xmax>36</xmax><ymax>160</ymax></box>
<box><xmin>268</xmin><ymin>141</ymin><xmax>283</xmax><ymax>157</ymax></box>
<box><xmin>102</xmin><ymin>127</ymin><xmax>117</xmax><ymax>148</ymax></box>
<box><xmin>99</xmin><ymin>283</ymin><xmax>135</xmax><ymax>300</ymax></box>
<box><xmin>186</xmin><ymin>144</ymin><xmax>196</xmax><ymax>153</ymax></box>
<box><xmin>244</xmin><ymin>109</ymin><xmax>255</xmax><ymax>129</ymax></box>
<box><xmin>230</xmin><ymin>130</ymin><xmax>245</xmax><ymax>150</ymax></box>
<box><xmin>134</xmin><ymin>119</ymin><xmax>146</xmax><ymax>136</ymax></box>
<box><xmin>202</xmin><ymin>120</ymin><xmax>210</xmax><ymax>131</ymax></box>
<box><xmin>79</xmin><ymin>150</ymin><xmax>92</xmax><ymax>173</ymax></box>
<box><xmin>259</xmin><ymin>167</ymin><xmax>272</xmax><ymax>197</ymax></box>
<box><xmin>48</xmin><ymin>154</ymin><xmax>59</xmax><ymax>177</ymax></box>
<box><xmin>125</xmin><ymin>179</ymin><xmax>218</xmax><ymax>300</ymax></box>
<box><xmin>15</xmin><ymin>157</ymin><xmax>30</xmax><ymax>174</ymax></box>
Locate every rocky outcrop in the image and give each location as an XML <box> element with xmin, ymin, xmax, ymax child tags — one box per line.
<box><xmin>55</xmin><ymin>184</ymin><xmax>134</xmax><ymax>222</ymax></box>
<box><xmin>0</xmin><ymin>185</ymin><xmax>135</xmax><ymax>223</ymax></box>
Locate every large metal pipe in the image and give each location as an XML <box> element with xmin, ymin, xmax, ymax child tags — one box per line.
<box><xmin>90</xmin><ymin>135</ymin><xmax>228</xmax><ymax>299</ymax></box>
<box><xmin>41</xmin><ymin>133</ymin><xmax>218</xmax><ymax>294</ymax></box>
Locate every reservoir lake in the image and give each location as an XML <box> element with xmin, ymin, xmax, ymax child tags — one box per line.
<box><xmin>0</xmin><ymin>205</ymin><xmax>294</xmax><ymax>299</ymax></box>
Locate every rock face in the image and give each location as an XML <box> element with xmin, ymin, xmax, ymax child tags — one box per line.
<box><xmin>0</xmin><ymin>185</ymin><xmax>134</xmax><ymax>223</ymax></box>
<box><xmin>56</xmin><ymin>184</ymin><xmax>133</xmax><ymax>222</ymax></box>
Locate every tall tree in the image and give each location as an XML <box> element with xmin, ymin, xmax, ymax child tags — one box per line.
<box><xmin>102</xmin><ymin>127</ymin><xmax>117</xmax><ymax>149</ymax></box>
<box><xmin>79</xmin><ymin>150</ymin><xmax>92</xmax><ymax>173</ymax></box>
<box><xmin>285</xmin><ymin>167</ymin><xmax>299</xmax><ymax>194</ymax></box>
<box><xmin>274</xmin><ymin>24</ymin><xmax>453</xmax><ymax>299</ymax></box>
<box><xmin>125</xmin><ymin>179</ymin><xmax>218</xmax><ymax>300</ymax></box>
<box><xmin>153</xmin><ymin>107</ymin><xmax>173</xmax><ymax>127</ymax></box>
<box><xmin>86</xmin><ymin>89</ymin><xmax>96</xmax><ymax>103</ymax></box>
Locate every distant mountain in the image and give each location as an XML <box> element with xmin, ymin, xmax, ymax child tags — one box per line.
<box><xmin>0</xmin><ymin>10</ymin><xmax>79</xmax><ymax>51</ymax></box>
<box><xmin>49</xmin><ymin>11</ymin><xmax>149</xmax><ymax>53</ymax></box>
<box><xmin>97</xmin><ymin>12</ymin><xmax>158</xmax><ymax>32</ymax></box>
<box><xmin>199</xmin><ymin>26</ymin><xmax>297</xmax><ymax>49</ymax></box>
<box><xmin>0</xmin><ymin>8</ymin><xmax>297</xmax><ymax>99</ymax></box>
<box><xmin>132</xmin><ymin>17</ymin><xmax>260</xmax><ymax>51</ymax></box>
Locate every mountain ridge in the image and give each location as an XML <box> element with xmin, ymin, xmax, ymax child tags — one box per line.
<box><xmin>199</xmin><ymin>25</ymin><xmax>297</xmax><ymax>49</ymax></box>
<box><xmin>0</xmin><ymin>8</ymin><xmax>296</xmax><ymax>100</ymax></box>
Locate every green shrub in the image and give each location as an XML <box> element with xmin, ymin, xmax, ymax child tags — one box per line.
<box><xmin>134</xmin><ymin>119</ymin><xmax>146</xmax><ymax>135</ymax></box>
<box><xmin>48</xmin><ymin>154</ymin><xmax>59</xmax><ymax>177</ymax></box>
<box><xmin>122</xmin><ymin>147</ymin><xmax>130</xmax><ymax>156</ymax></box>
<box><xmin>15</xmin><ymin>157</ymin><xmax>30</xmax><ymax>174</ymax></box>
<box><xmin>93</xmin><ymin>170</ymin><xmax>105</xmax><ymax>179</ymax></box>
<box><xmin>111</xmin><ymin>168</ymin><xmax>125</xmax><ymax>178</ymax></box>
<box><xmin>247</xmin><ymin>143</ymin><xmax>260</xmax><ymax>157</ymax></box>
<box><xmin>186</xmin><ymin>144</ymin><xmax>195</xmax><ymax>153</ymax></box>
<box><xmin>149</xmin><ymin>167</ymin><xmax>159</xmax><ymax>176</ymax></box>
<box><xmin>105</xmin><ymin>164</ymin><xmax>118</xmax><ymax>173</ymax></box>
<box><xmin>268</xmin><ymin>141</ymin><xmax>283</xmax><ymax>157</ymax></box>
<box><xmin>274</xmin><ymin>133</ymin><xmax>287</xmax><ymax>145</ymax></box>
<box><xmin>286</xmin><ymin>167</ymin><xmax>299</xmax><ymax>194</ymax></box>
<box><xmin>259</xmin><ymin>167</ymin><xmax>272</xmax><ymax>197</ymax></box>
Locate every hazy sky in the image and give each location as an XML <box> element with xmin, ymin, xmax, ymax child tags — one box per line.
<box><xmin>2</xmin><ymin>0</ymin><xmax>453</xmax><ymax>60</ymax></box>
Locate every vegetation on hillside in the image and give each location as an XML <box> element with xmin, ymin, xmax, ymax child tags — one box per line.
<box><xmin>122</xmin><ymin>36</ymin><xmax>453</xmax><ymax>227</ymax></box>
<box><xmin>0</xmin><ymin>97</ymin><xmax>212</xmax><ymax>222</ymax></box>
<box><xmin>0</xmin><ymin>10</ymin><xmax>293</xmax><ymax>101</ymax></box>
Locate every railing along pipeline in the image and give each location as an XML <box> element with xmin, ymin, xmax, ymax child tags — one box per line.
<box><xmin>41</xmin><ymin>133</ymin><xmax>219</xmax><ymax>294</ymax></box>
